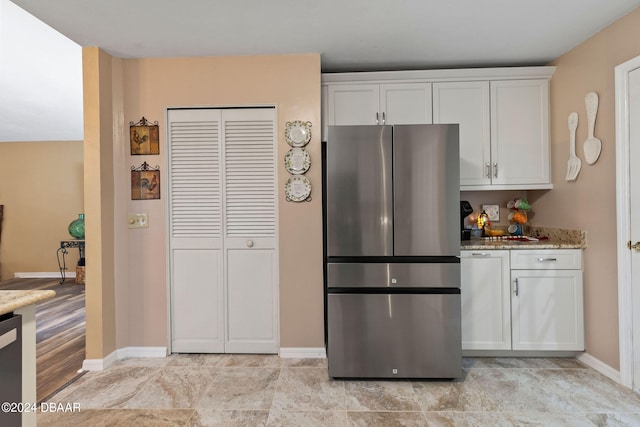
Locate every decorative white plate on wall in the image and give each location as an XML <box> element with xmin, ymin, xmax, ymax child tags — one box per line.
<box><xmin>285</xmin><ymin>121</ymin><xmax>312</xmax><ymax>147</ymax></box>
<box><xmin>284</xmin><ymin>148</ymin><xmax>311</xmax><ymax>175</ymax></box>
<box><xmin>285</xmin><ymin>175</ymin><xmax>312</xmax><ymax>202</ymax></box>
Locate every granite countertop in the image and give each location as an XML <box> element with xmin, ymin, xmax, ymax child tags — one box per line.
<box><xmin>0</xmin><ymin>290</ymin><xmax>56</xmax><ymax>316</ymax></box>
<box><xmin>461</xmin><ymin>226</ymin><xmax>586</xmax><ymax>250</ymax></box>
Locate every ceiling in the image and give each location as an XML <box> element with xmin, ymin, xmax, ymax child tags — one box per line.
<box><xmin>3</xmin><ymin>0</ymin><xmax>640</xmax><ymax>141</ymax></box>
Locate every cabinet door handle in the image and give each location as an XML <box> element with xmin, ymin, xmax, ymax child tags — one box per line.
<box><xmin>376</xmin><ymin>112</ymin><xmax>379</xmax><ymax>125</ymax></box>
<box><xmin>537</xmin><ymin>257</ymin><xmax>557</xmax><ymax>262</ymax></box>
<box><xmin>514</xmin><ymin>278</ymin><xmax>519</xmax><ymax>296</ymax></box>
<box><xmin>382</xmin><ymin>112</ymin><xmax>386</xmax><ymax>125</ymax></box>
<box><xmin>471</xmin><ymin>252</ymin><xmax>491</xmax><ymax>257</ymax></box>
<box><xmin>493</xmin><ymin>162</ymin><xmax>498</xmax><ymax>178</ymax></box>
<box><xmin>486</xmin><ymin>163</ymin><xmax>491</xmax><ymax>179</ymax></box>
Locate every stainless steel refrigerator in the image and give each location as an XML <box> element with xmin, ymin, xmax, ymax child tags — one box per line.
<box><xmin>324</xmin><ymin>124</ymin><xmax>461</xmax><ymax>379</ymax></box>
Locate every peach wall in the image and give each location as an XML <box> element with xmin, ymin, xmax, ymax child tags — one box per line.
<box><xmin>528</xmin><ymin>7</ymin><xmax>640</xmax><ymax>369</ymax></box>
<box><xmin>0</xmin><ymin>141</ymin><xmax>83</xmax><ymax>280</ymax></box>
<box><xmin>118</xmin><ymin>54</ymin><xmax>322</xmax><ymax>349</ymax></box>
<box><xmin>82</xmin><ymin>48</ymin><xmax>117</xmax><ymax>358</ymax></box>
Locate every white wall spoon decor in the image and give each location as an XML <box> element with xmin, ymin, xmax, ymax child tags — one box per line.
<box><xmin>583</xmin><ymin>92</ymin><xmax>602</xmax><ymax>164</ymax></box>
<box><xmin>565</xmin><ymin>112</ymin><xmax>581</xmax><ymax>181</ymax></box>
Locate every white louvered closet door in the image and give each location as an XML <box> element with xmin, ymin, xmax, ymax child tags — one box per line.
<box><xmin>222</xmin><ymin>108</ymin><xmax>278</xmax><ymax>353</ymax></box>
<box><xmin>168</xmin><ymin>109</ymin><xmax>224</xmax><ymax>353</ymax></box>
<box><xmin>168</xmin><ymin>107</ymin><xmax>278</xmax><ymax>354</ymax></box>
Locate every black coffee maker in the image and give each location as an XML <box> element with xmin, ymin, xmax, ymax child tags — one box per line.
<box><xmin>460</xmin><ymin>201</ymin><xmax>473</xmax><ymax>241</ymax></box>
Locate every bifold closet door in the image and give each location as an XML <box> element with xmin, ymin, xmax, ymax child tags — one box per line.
<box><xmin>169</xmin><ymin>109</ymin><xmax>224</xmax><ymax>353</ymax></box>
<box><xmin>222</xmin><ymin>108</ymin><xmax>278</xmax><ymax>354</ymax></box>
<box><xmin>168</xmin><ymin>107</ymin><xmax>278</xmax><ymax>354</ymax></box>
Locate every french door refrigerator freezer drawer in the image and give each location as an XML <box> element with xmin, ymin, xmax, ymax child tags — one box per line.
<box><xmin>327</xmin><ymin>293</ymin><xmax>461</xmax><ymax>379</ymax></box>
<box><xmin>327</xmin><ymin>262</ymin><xmax>460</xmax><ymax>289</ymax></box>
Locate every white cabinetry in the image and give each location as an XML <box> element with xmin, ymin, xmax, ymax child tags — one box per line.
<box><xmin>433</xmin><ymin>82</ymin><xmax>491</xmax><ymax>187</ymax></box>
<box><xmin>490</xmin><ymin>80</ymin><xmax>550</xmax><ymax>187</ymax></box>
<box><xmin>327</xmin><ymin>84</ymin><xmax>379</xmax><ymax>126</ymax></box>
<box><xmin>510</xmin><ymin>249</ymin><xmax>584</xmax><ymax>351</ymax></box>
<box><xmin>461</xmin><ymin>250</ymin><xmax>511</xmax><ymax>350</ymax></box>
<box><xmin>322</xmin><ymin>67</ymin><xmax>554</xmax><ymax>190</ymax></box>
<box><xmin>460</xmin><ymin>248</ymin><xmax>584</xmax><ymax>352</ymax></box>
<box><xmin>326</xmin><ymin>83</ymin><xmax>432</xmax><ymax>128</ymax></box>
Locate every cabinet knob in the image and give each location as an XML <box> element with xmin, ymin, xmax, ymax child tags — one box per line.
<box><xmin>246</xmin><ymin>240</ymin><xmax>254</xmax><ymax>248</ymax></box>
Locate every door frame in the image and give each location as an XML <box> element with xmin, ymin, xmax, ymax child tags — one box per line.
<box><xmin>615</xmin><ymin>54</ymin><xmax>640</xmax><ymax>389</ymax></box>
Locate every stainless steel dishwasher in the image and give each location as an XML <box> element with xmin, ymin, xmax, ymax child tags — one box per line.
<box><xmin>0</xmin><ymin>313</ymin><xmax>22</xmax><ymax>427</ymax></box>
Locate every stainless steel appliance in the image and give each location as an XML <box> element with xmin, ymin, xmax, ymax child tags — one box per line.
<box><xmin>324</xmin><ymin>124</ymin><xmax>461</xmax><ymax>379</ymax></box>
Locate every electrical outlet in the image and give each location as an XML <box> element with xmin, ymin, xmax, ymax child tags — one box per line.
<box><xmin>128</xmin><ymin>213</ymin><xmax>148</xmax><ymax>229</ymax></box>
<box><xmin>482</xmin><ymin>204</ymin><xmax>500</xmax><ymax>222</ymax></box>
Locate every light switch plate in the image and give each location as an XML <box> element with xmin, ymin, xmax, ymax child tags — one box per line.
<box><xmin>482</xmin><ymin>204</ymin><xmax>500</xmax><ymax>222</ymax></box>
<box><xmin>128</xmin><ymin>213</ymin><xmax>148</xmax><ymax>228</ymax></box>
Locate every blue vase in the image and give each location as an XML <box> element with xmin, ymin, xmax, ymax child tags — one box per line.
<box><xmin>68</xmin><ymin>213</ymin><xmax>85</xmax><ymax>239</ymax></box>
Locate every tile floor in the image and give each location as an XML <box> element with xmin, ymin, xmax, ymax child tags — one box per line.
<box><xmin>38</xmin><ymin>355</ymin><xmax>640</xmax><ymax>426</ymax></box>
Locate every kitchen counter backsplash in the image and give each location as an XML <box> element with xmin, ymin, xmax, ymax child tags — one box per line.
<box><xmin>461</xmin><ymin>226</ymin><xmax>586</xmax><ymax>250</ymax></box>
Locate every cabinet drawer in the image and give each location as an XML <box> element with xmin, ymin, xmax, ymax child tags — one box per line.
<box><xmin>510</xmin><ymin>249</ymin><xmax>582</xmax><ymax>270</ymax></box>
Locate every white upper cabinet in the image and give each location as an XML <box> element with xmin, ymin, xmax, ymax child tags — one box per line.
<box><xmin>433</xmin><ymin>81</ymin><xmax>491</xmax><ymax>187</ymax></box>
<box><xmin>490</xmin><ymin>79</ymin><xmax>550</xmax><ymax>188</ymax></box>
<box><xmin>326</xmin><ymin>82</ymin><xmax>432</xmax><ymax>131</ymax></box>
<box><xmin>380</xmin><ymin>83</ymin><xmax>432</xmax><ymax>125</ymax></box>
<box><xmin>322</xmin><ymin>67</ymin><xmax>554</xmax><ymax>190</ymax></box>
<box><xmin>327</xmin><ymin>84</ymin><xmax>380</xmax><ymax>126</ymax></box>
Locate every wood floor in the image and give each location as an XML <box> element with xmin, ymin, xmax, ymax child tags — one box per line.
<box><xmin>0</xmin><ymin>277</ymin><xmax>85</xmax><ymax>402</ymax></box>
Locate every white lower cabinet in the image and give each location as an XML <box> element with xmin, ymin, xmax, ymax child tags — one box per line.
<box><xmin>461</xmin><ymin>249</ymin><xmax>584</xmax><ymax>352</ymax></box>
<box><xmin>510</xmin><ymin>250</ymin><xmax>584</xmax><ymax>351</ymax></box>
<box><xmin>461</xmin><ymin>250</ymin><xmax>511</xmax><ymax>350</ymax></box>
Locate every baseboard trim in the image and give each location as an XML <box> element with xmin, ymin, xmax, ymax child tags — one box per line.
<box><xmin>82</xmin><ymin>347</ymin><xmax>168</xmax><ymax>371</ymax></box>
<box><xmin>279</xmin><ymin>347</ymin><xmax>326</xmax><ymax>359</ymax></box>
<box><xmin>117</xmin><ymin>346</ymin><xmax>168</xmax><ymax>359</ymax></box>
<box><xmin>578</xmin><ymin>352</ymin><xmax>622</xmax><ymax>385</ymax></box>
<box><xmin>82</xmin><ymin>350</ymin><xmax>117</xmax><ymax>371</ymax></box>
<box><xmin>14</xmin><ymin>272</ymin><xmax>71</xmax><ymax>279</ymax></box>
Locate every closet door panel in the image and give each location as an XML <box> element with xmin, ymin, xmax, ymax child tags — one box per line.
<box><xmin>225</xmin><ymin>249</ymin><xmax>277</xmax><ymax>353</ymax></box>
<box><xmin>168</xmin><ymin>108</ymin><xmax>224</xmax><ymax>353</ymax></box>
<box><xmin>222</xmin><ymin>108</ymin><xmax>278</xmax><ymax>353</ymax></box>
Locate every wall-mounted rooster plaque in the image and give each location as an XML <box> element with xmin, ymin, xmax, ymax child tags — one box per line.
<box><xmin>131</xmin><ymin>162</ymin><xmax>160</xmax><ymax>200</ymax></box>
<box><xmin>130</xmin><ymin>116</ymin><xmax>159</xmax><ymax>155</ymax></box>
